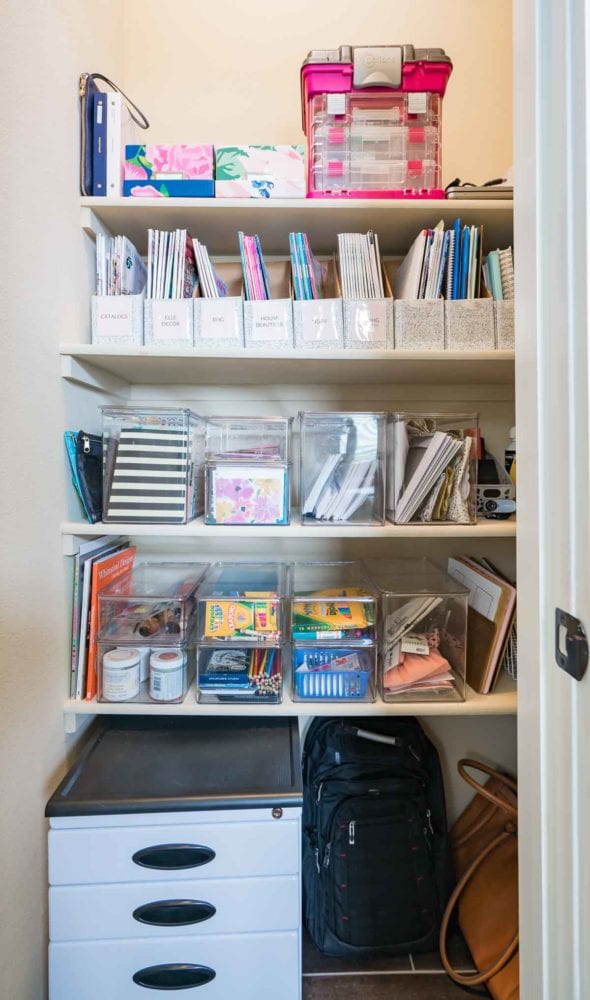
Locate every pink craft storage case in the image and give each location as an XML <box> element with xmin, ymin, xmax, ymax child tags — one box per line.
<box><xmin>301</xmin><ymin>45</ymin><xmax>452</xmax><ymax>199</ymax></box>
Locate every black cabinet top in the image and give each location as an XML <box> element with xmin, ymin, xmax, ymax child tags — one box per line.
<box><xmin>46</xmin><ymin>717</ymin><xmax>302</xmax><ymax>817</ymax></box>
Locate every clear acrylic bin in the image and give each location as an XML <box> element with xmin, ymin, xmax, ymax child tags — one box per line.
<box><xmin>290</xmin><ymin>561</ymin><xmax>377</xmax><ymax>644</ymax></box>
<box><xmin>97</xmin><ymin>638</ymin><xmax>194</xmax><ymax>704</ymax></box>
<box><xmin>98</xmin><ymin>562</ymin><xmax>209</xmax><ymax>644</ymax></box>
<box><xmin>299</xmin><ymin>411</ymin><xmax>386</xmax><ymax>525</ymax></box>
<box><xmin>196</xmin><ymin>561</ymin><xmax>287</xmax><ymax>644</ymax></box>
<box><xmin>387</xmin><ymin>412</ymin><xmax>478</xmax><ymax>525</ymax></box>
<box><xmin>197</xmin><ymin>644</ymin><xmax>282</xmax><ymax>703</ymax></box>
<box><xmin>205</xmin><ymin>416</ymin><xmax>291</xmax><ymax>463</ymax></box>
<box><xmin>292</xmin><ymin>644</ymin><xmax>376</xmax><ymax>702</ymax></box>
<box><xmin>101</xmin><ymin>407</ymin><xmax>205</xmax><ymax>524</ymax></box>
<box><xmin>365</xmin><ymin>558</ymin><xmax>468</xmax><ymax>702</ymax></box>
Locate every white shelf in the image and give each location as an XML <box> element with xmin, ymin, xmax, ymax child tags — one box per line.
<box><xmin>61</xmin><ymin>345</ymin><xmax>515</xmax><ymax>387</ymax></box>
<box><xmin>63</xmin><ymin>676</ymin><xmax>516</xmax><ymax>732</ymax></box>
<box><xmin>81</xmin><ymin>196</ymin><xmax>513</xmax><ymax>256</ymax></box>
<box><xmin>62</xmin><ymin>516</ymin><xmax>516</xmax><ymax>542</ymax></box>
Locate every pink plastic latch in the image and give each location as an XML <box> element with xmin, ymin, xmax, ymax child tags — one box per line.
<box><xmin>328</xmin><ymin>128</ymin><xmax>346</xmax><ymax>145</ymax></box>
<box><xmin>408</xmin><ymin>127</ymin><xmax>425</xmax><ymax>144</ymax></box>
<box><xmin>328</xmin><ymin>161</ymin><xmax>345</xmax><ymax>177</ymax></box>
<box><xmin>408</xmin><ymin>160</ymin><xmax>423</xmax><ymax>174</ymax></box>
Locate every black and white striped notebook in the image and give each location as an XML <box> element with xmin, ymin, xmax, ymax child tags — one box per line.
<box><xmin>107</xmin><ymin>427</ymin><xmax>189</xmax><ymax>522</ymax></box>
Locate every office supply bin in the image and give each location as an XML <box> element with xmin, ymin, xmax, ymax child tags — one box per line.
<box><xmin>197</xmin><ymin>643</ymin><xmax>283</xmax><ymax>703</ymax></box>
<box><xmin>301</xmin><ymin>45</ymin><xmax>452</xmax><ymax>198</ymax></box>
<box><xmin>204</xmin><ymin>417</ymin><xmax>292</xmax><ymax>525</ymax></box>
<box><xmin>299</xmin><ymin>411</ymin><xmax>386</xmax><ymax>525</ymax></box>
<box><xmin>387</xmin><ymin>412</ymin><xmax>478</xmax><ymax>525</ymax></box>
<box><xmin>290</xmin><ymin>560</ymin><xmax>377</xmax><ymax>702</ymax></box>
<box><xmin>101</xmin><ymin>407</ymin><xmax>205</xmax><ymax>524</ymax></box>
<box><xmin>97</xmin><ymin>637</ymin><xmax>194</xmax><ymax>704</ymax></box>
<box><xmin>98</xmin><ymin>562</ymin><xmax>209</xmax><ymax>644</ymax></box>
<box><xmin>196</xmin><ymin>561</ymin><xmax>287</xmax><ymax>644</ymax></box>
<box><xmin>366</xmin><ymin>558</ymin><xmax>468</xmax><ymax>702</ymax></box>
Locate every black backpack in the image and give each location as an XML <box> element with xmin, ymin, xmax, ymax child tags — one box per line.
<box><xmin>302</xmin><ymin>716</ymin><xmax>454</xmax><ymax>957</ymax></box>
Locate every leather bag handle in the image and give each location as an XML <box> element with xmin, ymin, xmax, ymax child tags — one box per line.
<box><xmin>89</xmin><ymin>73</ymin><xmax>150</xmax><ymax>130</ymax></box>
<box><xmin>439</xmin><ymin>758</ymin><xmax>518</xmax><ymax>987</ymax></box>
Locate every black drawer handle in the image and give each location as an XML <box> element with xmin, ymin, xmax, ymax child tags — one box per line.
<box><xmin>132</xmin><ymin>844</ymin><xmax>216</xmax><ymax>871</ymax></box>
<box><xmin>133</xmin><ymin>963</ymin><xmax>215</xmax><ymax>990</ymax></box>
<box><xmin>133</xmin><ymin>899</ymin><xmax>216</xmax><ymax>927</ymax></box>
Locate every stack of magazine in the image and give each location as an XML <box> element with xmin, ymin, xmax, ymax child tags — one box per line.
<box><xmin>146</xmin><ymin>228</ymin><xmax>197</xmax><ymax>298</ymax></box>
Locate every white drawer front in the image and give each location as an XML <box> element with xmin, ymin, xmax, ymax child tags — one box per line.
<box><xmin>50</xmin><ymin>874</ymin><xmax>299</xmax><ymax>941</ymax></box>
<box><xmin>49</xmin><ymin>817</ymin><xmax>299</xmax><ymax>885</ymax></box>
<box><xmin>50</xmin><ymin>931</ymin><xmax>300</xmax><ymax>1000</ymax></box>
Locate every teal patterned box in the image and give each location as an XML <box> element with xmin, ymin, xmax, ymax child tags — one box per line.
<box><xmin>215</xmin><ymin>145</ymin><xmax>305</xmax><ymax>198</ymax></box>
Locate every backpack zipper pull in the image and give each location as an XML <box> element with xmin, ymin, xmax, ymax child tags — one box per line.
<box><xmin>323</xmin><ymin>843</ymin><xmax>331</xmax><ymax>868</ymax></box>
<box><xmin>82</xmin><ymin>435</ymin><xmax>90</xmax><ymax>454</ymax></box>
<box><xmin>348</xmin><ymin>820</ymin><xmax>356</xmax><ymax>845</ymax></box>
<box><xmin>314</xmin><ymin>847</ymin><xmax>320</xmax><ymax>873</ymax></box>
<box><xmin>425</xmin><ymin>809</ymin><xmax>434</xmax><ymax>836</ymax></box>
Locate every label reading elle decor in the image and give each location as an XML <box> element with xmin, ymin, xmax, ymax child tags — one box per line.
<box><xmin>151</xmin><ymin>300</ymin><xmax>193</xmax><ymax>344</ymax></box>
<box><xmin>249</xmin><ymin>301</ymin><xmax>291</xmax><ymax>344</ymax></box>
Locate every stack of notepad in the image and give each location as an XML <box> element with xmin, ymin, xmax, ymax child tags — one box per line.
<box><xmin>106</xmin><ymin>426</ymin><xmax>189</xmax><ymax>522</ymax></box>
<box><xmin>147</xmin><ymin>228</ymin><xmax>197</xmax><ymax>299</ymax></box>
<box><xmin>337</xmin><ymin>231</ymin><xmax>384</xmax><ymax>299</ymax></box>
<box><xmin>483</xmin><ymin>247</ymin><xmax>514</xmax><ymax>300</ymax></box>
<box><xmin>302</xmin><ymin>455</ymin><xmax>378</xmax><ymax>522</ymax></box>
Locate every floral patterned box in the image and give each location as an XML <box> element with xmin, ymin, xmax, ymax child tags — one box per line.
<box><xmin>215</xmin><ymin>145</ymin><xmax>306</xmax><ymax>198</ymax></box>
<box><xmin>124</xmin><ymin>144</ymin><xmax>214</xmax><ymax>198</ymax></box>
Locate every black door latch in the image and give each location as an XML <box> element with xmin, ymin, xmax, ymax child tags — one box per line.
<box><xmin>555</xmin><ymin>609</ymin><xmax>589</xmax><ymax>681</ymax></box>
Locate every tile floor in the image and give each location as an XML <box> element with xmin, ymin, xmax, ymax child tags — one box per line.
<box><xmin>302</xmin><ymin>931</ymin><xmax>477</xmax><ymax>999</ymax></box>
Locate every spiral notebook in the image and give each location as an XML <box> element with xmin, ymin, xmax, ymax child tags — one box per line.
<box><xmin>106</xmin><ymin>426</ymin><xmax>189</xmax><ymax>522</ymax></box>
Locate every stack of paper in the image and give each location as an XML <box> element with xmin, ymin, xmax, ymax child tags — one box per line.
<box><xmin>303</xmin><ymin>455</ymin><xmax>378</xmax><ymax>523</ymax></box>
<box><xmin>394</xmin><ymin>425</ymin><xmax>465</xmax><ymax>523</ymax></box>
<box><xmin>96</xmin><ymin>234</ymin><xmax>146</xmax><ymax>295</ymax></box>
<box><xmin>337</xmin><ymin>231</ymin><xmax>384</xmax><ymax>299</ymax></box>
<box><xmin>382</xmin><ymin>595</ymin><xmax>455</xmax><ymax>694</ymax></box>
<box><xmin>192</xmin><ymin>238</ymin><xmax>228</xmax><ymax>298</ymax></box>
<box><xmin>146</xmin><ymin>229</ymin><xmax>197</xmax><ymax>299</ymax></box>
<box><xmin>393</xmin><ymin>218</ymin><xmax>485</xmax><ymax>300</ymax></box>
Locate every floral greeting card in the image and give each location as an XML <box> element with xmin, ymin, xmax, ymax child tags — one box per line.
<box><xmin>207</xmin><ymin>464</ymin><xmax>288</xmax><ymax>525</ymax></box>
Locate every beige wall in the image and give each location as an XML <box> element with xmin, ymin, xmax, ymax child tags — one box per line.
<box><xmin>0</xmin><ymin>3</ymin><xmax>122</xmax><ymax>997</ymax></box>
<box><xmin>122</xmin><ymin>0</ymin><xmax>512</xmax><ymax>185</ymax></box>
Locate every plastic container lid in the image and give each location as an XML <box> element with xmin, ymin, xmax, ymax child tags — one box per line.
<box><xmin>103</xmin><ymin>648</ymin><xmax>140</xmax><ymax>669</ymax></box>
<box><xmin>150</xmin><ymin>649</ymin><xmax>184</xmax><ymax>671</ymax></box>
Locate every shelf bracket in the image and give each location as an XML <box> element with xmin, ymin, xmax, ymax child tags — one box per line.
<box><xmin>64</xmin><ymin>711</ymin><xmax>79</xmax><ymax>735</ymax></box>
<box><xmin>61</xmin><ymin>355</ymin><xmax>130</xmax><ymax>399</ymax></box>
<box><xmin>80</xmin><ymin>207</ymin><xmax>113</xmax><ymax>242</ymax></box>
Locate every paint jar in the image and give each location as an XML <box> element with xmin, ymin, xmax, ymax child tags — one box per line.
<box><xmin>102</xmin><ymin>648</ymin><xmax>140</xmax><ymax>702</ymax></box>
<box><xmin>149</xmin><ymin>648</ymin><xmax>187</xmax><ymax>703</ymax></box>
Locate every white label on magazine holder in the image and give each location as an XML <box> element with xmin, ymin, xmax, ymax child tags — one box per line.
<box><xmin>200</xmin><ymin>298</ymin><xmax>240</xmax><ymax>341</ymax></box>
<box><xmin>151</xmin><ymin>300</ymin><xmax>192</xmax><ymax>344</ymax></box>
<box><xmin>97</xmin><ymin>301</ymin><xmax>133</xmax><ymax>339</ymax></box>
<box><xmin>352</xmin><ymin>300</ymin><xmax>387</xmax><ymax>344</ymax></box>
<box><xmin>249</xmin><ymin>301</ymin><xmax>291</xmax><ymax>344</ymax></box>
<box><xmin>301</xmin><ymin>301</ymin><xmax>341</xmax><ymax>344</ymax></box>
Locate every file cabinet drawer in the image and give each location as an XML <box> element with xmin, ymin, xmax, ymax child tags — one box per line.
<box><xmin>50</xmin><ymin>874</ymin><xmax>299</xmax><ymax>941</ymax></box>
<box><xmin>49</xmin><ymin>817</ymin><xmax>299</xmax><ymax>885</ymax></box>
<box><xmin>50</xmin><ymin>930</ymin><xmax>300</xmax><ymax>1000</ymax></box>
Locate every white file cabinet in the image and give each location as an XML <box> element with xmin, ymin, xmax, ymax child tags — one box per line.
<box><xmin>46</xmin><ymin>719</ymin><xmax>303</xmax><ymax>999</ymax></box>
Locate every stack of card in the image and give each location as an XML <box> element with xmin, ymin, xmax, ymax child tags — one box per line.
<box><xmin>337</xmin><ymin>231</ymin><xmax>384</xmax><ymax>299</ymax></box>
<box><xmin>147</xmin><ymin>228</ymin><xmax>197</xmax><ymax>299</ymax></box>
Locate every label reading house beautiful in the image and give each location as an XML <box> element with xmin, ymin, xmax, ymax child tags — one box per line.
<box><xmin>249</xmin><ymin>301</ymin><xmax>291</xmax><ymax>344</ymax></box>
<box><xmin>151</xmin><ymin>300</ymin><xmax>193</xmax><ymax>345</ymax></box>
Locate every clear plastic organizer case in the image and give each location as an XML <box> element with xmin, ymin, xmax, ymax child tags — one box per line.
<box><xmin>196</xmin><ymin>561</ymin><xmax>287</xmax><ymax>644</ymax></box>
<box><xmin>97</xmin><ymin>638</ymin><xmax>194</xmax><ymax>705</ymax></box>
<box><xmin>197</xmin><ymin>643</ymin><xmax>282</xmax><ymax>704</ymax></box>
<box><xmin>101</xmin><ymin>407</ymin><xmax>206</xmax><ymax>524</ymax></box>
<box><xmin>299</xmin><ymin>411</ymin><xmax>386</xmax><ymax>525</ymax></box>
<box><xmin>204</xmin><ymin>417</ymin><xmax>292</xmax><ymax>525</ymax></box>
<box><xmin>387</xmin><ymin>412</ymin><xmax>478</xmax><ymax>525</ymax></box>
<box><xmin>366</xmin><ymin>558</ymin><xmax>468</xmax><ymax>702</ymax></box>
<box><xmin>98</xmin><ymin>562</ymin><xmax>209</xmax><ymax>644</ymax></box>
<box><xmin>292</xmin><ymin>645</ymin><xmax>376</xmax><ymax>701</ymax></box>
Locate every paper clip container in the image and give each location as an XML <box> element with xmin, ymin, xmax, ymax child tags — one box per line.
<box><xmin>366</xmin><ymin>558</ymin><xmax>468</xmax><ymax>702</ymax></box>
<box><xmin>495</xmin><ymin>300</ymin><xmax>515</xmax><ymax>350</ymax></box>
<box><xmin>97</xmin><ymin>637</ymin><xmax>195</xmax><ymax>705</ymax></box>
<box><xmin>342</xmin><ymin>267</ymin><xmax>394</xmax><ymax>349</ymax></box>
<box><xmin>193</xmin><ymin>261</ymin><xmax>245</xmax><ymax>350</ymax></box>
<box><xmin>204</xmin><ymin>416</ymin><xmax>292</xmax><ymax>526</ymax></box>
<box><xmin>91</xmin><ymin>294</ymin><xmax>144</xmax><ymax>346</ymax></box>
<box><xmin>444</xmin><ymin>299</ymin><xmax>495</xmax><ymax>350</ymax></box>
<box><xmin>293</xmin><ymin>259</ymin><xmax>344</xmax><ymax>349</ymax></box>
<box><xmin>101</xmin><ymin>406</ymin><xmax>206</xmax><ymax>524</ymax></box>
<box><xmin>299</xmin><ymin>411</ymin><xmax>386</xmax><ymax>525</ymax></box>
<box><xmin>243</xmin><ymin>260</ymin><xmax>294</xmax><ymax>350</ymax></box>
<box><xmin>98</xmin><ymin>562</ymin><xmax>209</xmax><ymax>646</ymax></box>
<box><xmin>290</xmin><ymin>561</ymin><xmax>377</xmax><ymax>702</ymax></box>
<box><xmin>196</xmin><ymin>561</ymin><xmax>287</xmax><ymax>704</ymax></box>
<box><xmin>144</xmin><ymin>298</ymin><xmax>194</xmax><ymax>348</ymax></box>
<box><xmin>387</xmin><ymin>412</ymin><xmax>478</xmax><ymax>525</ymax></box>
<box><xmin>301</xmin><ymin>45</ymin><xmax>452</xmax><ymax>199</ymax></box>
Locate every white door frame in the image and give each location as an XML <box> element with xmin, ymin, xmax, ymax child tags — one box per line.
<box><xmin>515</xmin><ymin>1</ymin><xmax>590</xmax><ymax>997</ymax></box>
